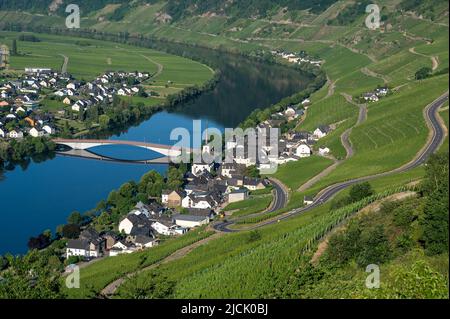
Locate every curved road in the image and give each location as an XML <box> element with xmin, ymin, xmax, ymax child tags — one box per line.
<box><xmin>213</xmin><ymin>178</ymin><xmax>288</xmax><ymax>232</ymax></box>
<box><xmin>214</xmin><ymin>91</ymin><xmax>448</xmax><ymax>232</ymax></box>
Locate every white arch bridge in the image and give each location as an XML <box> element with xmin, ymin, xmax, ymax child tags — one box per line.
<box><xmin>53</xmin><ymin>138</ymin><xmax>193</xmax><ymax>162</ymax></box>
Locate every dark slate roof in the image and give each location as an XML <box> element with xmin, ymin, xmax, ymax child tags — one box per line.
<box><xmin>67</xmin><ymin>239</ymin><xmax>90</xmax><ymax>250</ymax></box>
<box><xmin>130</xmin><ymin>225</ymin><xmax>153</xmax><ymax>237</ymax></box>
<box><xmin>134</xmin><ymin>235</ymin><xmax>154</xmax><ymax>245</ymax></box>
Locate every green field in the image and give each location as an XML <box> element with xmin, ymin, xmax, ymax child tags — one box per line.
<box><xmin>224</xmin><ymin>195</ymin><xmax>273</xmax><ymax>217</ymax></box>
<box><xmin>0</xmin><ymin>31</ymin><xmax>214</xmax><ymax>84</ymax></box>
<box><xmin>269</xmin><ymin>156</ymin><xmax>334</xmax><ymax>191</ymax></box>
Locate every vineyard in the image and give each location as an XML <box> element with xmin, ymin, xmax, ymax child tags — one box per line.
<box><xmin>117</xmin><ymin>186</ymin><xmax>417</xmax><ymax>298</ymax></box>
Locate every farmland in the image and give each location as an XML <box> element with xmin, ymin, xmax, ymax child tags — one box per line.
<box><xmin>0</xmin><ymin>31</ymin><xmax>214</xmax><ymax>88</ymax></box>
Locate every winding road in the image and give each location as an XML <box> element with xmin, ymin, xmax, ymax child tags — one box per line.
<box><xmin>213</xmin><ymin>178</ymin><xmax>288</xmax><ymax>232</ymax></box>
<box><xmin>214</xmin><ymin>91</ymin><xmax>448</xmax><ymax>232</ymax></box>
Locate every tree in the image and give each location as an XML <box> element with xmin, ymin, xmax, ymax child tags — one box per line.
<box><xmin>419</xmin><ymin>152</ymin><xmax>449</xmax><ymax>255</ymax></box>
<box><xmin>415</xmin><ymin>67</ymin><xmax>432</xmax><ymax>80</ymax></box>
<box><xmin>67</xmin><ymin>211</ymin><xmax>83</xmax><ymax>225</ymax></box>
<box><xmin>62</xmin><ymin>224</ymin><xmax>81</xmax><ymax>239</ymax></box>
<box><xmin>245</xmin><ymin>165</ymin><xmax>260</xmax><ymax>178</ymax></box>
<box><xmin>99</xmin><ymin>114</ymin><xmax>110</xmax><ymax>129</ymax></box>
<box><xmin>166</xmin><ymin>166</ymin><xmax>184</xmax><ymax>190</ymax></box>
<box><xmin>138</xmin><ymin>170</ymin><xmax>164</xmax><ymax>198</ymax></box>
<box><xmin>348</xmin><ymin>182</ymin><xmax>374</xmax><ymax>203</ymax></box>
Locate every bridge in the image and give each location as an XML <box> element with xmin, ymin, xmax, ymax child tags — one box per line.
<box><xmin>52</xmin><ymin>138</ymin><xmax>193</xmax><ymax>158</ymax></box>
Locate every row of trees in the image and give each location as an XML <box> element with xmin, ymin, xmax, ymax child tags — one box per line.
<box><xmin>0</xmin><ymin>136</ymin><xmax>56</xmax><ymax>168</ymax></box>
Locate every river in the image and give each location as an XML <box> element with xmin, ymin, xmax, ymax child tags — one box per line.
<box><xmin>0</xmin><ymin>41</ymin><xmax>312</xmax><ymax>254</ymax></box>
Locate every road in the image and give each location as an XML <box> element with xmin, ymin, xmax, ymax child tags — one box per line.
<box><xmin>59</xmin><ymin>54</ymin><xmax>69</xmax><ymax>74</ymax></box>
<box><xmin>214</xmin><ymin>91</ymin><xmax>448</xmax><ymax>232</ymax></box>
<box><xmin>213</xmin><ymin>178</ymin><xmax>288</xmax><ymax>232</ymax></box>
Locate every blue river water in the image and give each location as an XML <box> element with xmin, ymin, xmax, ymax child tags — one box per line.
<box><xmin>0</xmin><ymin>44</ymin><xmax>311</xmax><ymax>254</ymax></box>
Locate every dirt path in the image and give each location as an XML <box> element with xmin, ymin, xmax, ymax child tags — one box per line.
<box><xmin>140</xmin><ymin>54</ymin><xmax>164</xmax><ymax>78</ymax></box>
<box><xmin>297</xmin><ymin>93</ymin><xmax>367</xmax><ymax>192</ymax></box>
<box><xmin>100</xmin><ymin>232</ymin><xmax>223</xmax><ymax>297</ymax></box>
<box><xmin>360</xmin><ymin>67</ymin><xmax>390</xmax><ymax>84</ymax></box>
<box><xmin>311</xmin><ymin>191</ymin><xmax>417</xmax><ymax>264</ymax></box>
<box><xmin>59</xmin><ymin>54</ymin><xmax>69</xmax><ymax>74</ymax></box>
<box><xmin>0</xmin><ymin>44</ymin><xmax>9</xmax><ymax>69</ymax></box>
<box><xmin>409</xmin><ymin>47</ymin><xmax>439</xmax><ymax>71</ymax></box>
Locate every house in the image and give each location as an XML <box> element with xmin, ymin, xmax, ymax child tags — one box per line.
<box><xmin>24</xmin><ymin>117</ymin><xmax>35</xmax><ymax>127</ymax></box>
<box><xmin>102</xmin><ymin>232</ymin><xmax>118</xmax><ymax>250</ymax></box>
<box><xmin>301</xmin><ymin>98</ymin><xmax>311</xmax><ymax>106</ymax></box>
<box><xmin>66</xmin><ymin>83</ymin><xmax>77</xmax><ymax>90</ymax></box>
<box><xmin>191</xmin><ymin>162</ymin><xmax>214</xmax><ymax>176</ymax></box>
<box><xmin>243</xmin><ymin>178</ymin><xmax>267</xmax><ymax>191</ymax></box>
<box><xmin>66</xmin><ymin>229</ymin><xmax>105</xmax><ymax>259</ymax></box>
<box><xmin>0</xmin><ymin>101</ymin><xmax>9</xmax><ymax>108</ymax></box>
<box><xmin>118</xmin><ymin>214</ymin><xmax>152</xmax><ymax>235</ymax></box>
<box><xmin>109</xmin><ymin>241</ymin><xmax>136</xmax><ymax>257</ymax></box>
<box><xmin>304</xmin><ymin>196</ymin><xmax>314</xmax><ymax>205</ymax></box>
<box><xmin>182</xmin><ymin>193</ymin><xmax>216</xmax><ymax>209</ymax></box>
<box><xmin>295</xmin><ymin>144</ymin><xmax>311</xmax><ymax>158</ymax></box>
<box><xmin>66</xmin><ymin>239</ymin><xmax>102</xmax><ymax>259</ymax></box>
<box><xmin>313</xmin><ymin>125</ymin><xmax>331</xmax><ymax>139</ymax></box>
<box><xmin>29</xmin><ymin>127</ymin><xmax>45</xmax><ymax>137</ymax></box>
<box><xmin>42</xmin><ymin>125</ymin><xmax>54</xmax><ymax>135</ymax></box>
<box><xmin>228</xmin><ymin>189</ymin><xmax>249</xmax><ymax>203</ymax></box>
<box><xmin>151</xmin><ymin>216</ymin><xmax>177</xmax><ymax>236</ymax></box>
<box><xmin>318</xmin><ymin>147</ymin><xmax>330</xmax><ymax>156</ymax></box>
<box><xmin>8</xmin><ymin>130</ymin><xmax>23</xmax><ymax>139</ymax></box>
<box><xmin>173</xmin><ymin>214</ymin><xmax>209</xmax><ymax>228</ymax></box>
<box><xmin>162</xmin><ymin>190</ymin><xmax>184</xmax><ymax>207</ymax></box>
<box><xmin>363</xmin><ymin>93</ymin><xmax>379</xmax><ymax>102</ymax></box>
<box><xmin>0</xmin><ymin>127</ymin><xmax>6</xmax><ymax>138</ymax></box>
<box><xmin>63</xmin><ymin>97</ymin><xmax>71</xmax><ymax>105</ymax></box>
<box><xmin>134</xmin><ymin>236</ymin><xmax>159</xmax><ymax>249</ymax></box>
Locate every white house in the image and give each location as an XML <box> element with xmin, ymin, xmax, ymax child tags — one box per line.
<box><xmin>29</xmin><ymin>127</ymin><xmax>45</xmax><ymax>137</ymax></box>
<box><xmin>8</xmin><ymin>130</ymin><xmax>23</xmax><ymax>139</ymax></box>
<box><xmin>295</xmin><ymin>144</ymin><xmax>311</xmax><ymax>158</ymax></box>
<box><xmin>173</xmin><ymin>214</ymin><xmax>209</xmax><ymax>228</ymax></box>
<box><xmin>0</xmin><ymin>127</ymin><xmax>6</xmax><ymax>138</ymax></box>
<box><xmin>301</xmin><ymin>98</ymin><xmax>311</xmax><ymax>105</ymax></box>
<box><xmin>42</xmin><ymin>125</ymin><xmax>54</xmax><ymax>135</ymax></box>
<box><xmin>66</xmin><ymin>83</ymin><xmax>77</xmax><ymax>90</ymax></box>
<box><xmin>151</xmin><ymin>220</ymin><xmax>177</xmax><ymax>236</ymax></box>
<box><xmin>134</xmin><ymin>236</ymin><xmax>159</xmax><ymax>249</ymax></box>
<box><xmin>191</xmin><ymin>162</ymin><xmax>213</xmax><ymax>176</ymax></box>
<box><xmin>313</xmin><ymin>125</ymin><xmax>331</xmax><ymax>139</ymax></box>
<box><xmin>109</xmin><ymin>241</ymin><xmax>136</xmax><ymax>257</ymax></box>
<box><xmin>304</xmin><ymin>196</ymin><xmax>314</xmax><ymax>205</ymax></box>
<box><xmin>318</xmin><ymin>147</ymin><xmax>330</xmax><ymax>156</ymax></box>
<box><xmin>228</xmin><ymin>189</ymin><xmax>248</xmax><ymax>203</ymax></box>
<box><xmin>182</xmin><ymin>195</ymin><xmax>214</xmax><ymax>209</ymax></box>
<box><xmin>118</xmin><ymin>217</ymin><xmax>133</xmax><ymax>234</ymax></box>
<box><xmin>66</xmin><ymin>239</ymin><xmax>103</xmax><ymax>259</ymax></box>
<box><xmin>63</xmin><ymin>97</ymin><xmax>71</xmax><ymax>105</ymax></box>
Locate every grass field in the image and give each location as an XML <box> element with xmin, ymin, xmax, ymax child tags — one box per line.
<box><xmin>269</xmin><ymin>156</ymin><xmax>334</xmax><ymax>191</ymax></box>
<box><xmin>224</xmin><ymin>195</ymin><xmax>273</xmax><ymax>217</ymax></box>
<box><xmin>0</xmin><ymin>32</ymin><xmax>214</xmax><ymax>85</ymax></box>
<box><xmin>298</xmin><ymin>94</ymin><xmax>358</xmax><ymax>132</ymax></box>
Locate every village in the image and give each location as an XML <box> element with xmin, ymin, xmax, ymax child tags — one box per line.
<box><xmin>271</xmin><ymin>49</ymin><xmax>323</xmax><ymax>68</ymax></box>
<box><xmin>65</xmin><ymin>94</ymin><xmax>338</xmax><ymax>261</ymax></box>
<box><xmin>0</xmin><ymin>67</ymin><xmax>151</xmax><ymax>139</ymax></box>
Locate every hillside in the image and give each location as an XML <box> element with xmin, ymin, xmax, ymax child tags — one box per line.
<box><xmin>0</xmin><ymin>0</ymin><xmax>448</xmax><ymax>299</ymax></box>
